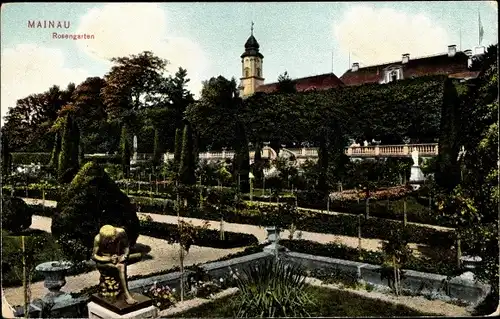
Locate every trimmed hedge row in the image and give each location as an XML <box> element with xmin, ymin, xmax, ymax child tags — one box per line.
<box><xmin>140</xmin><ymin>219</ymin><xmax>259</xmax><ymax>249</ymax></box>
<box><xmin>11</xmin><ymin>152</ymin><xmax>52</xmax><ymax>165</ymax></box>
<box><xmin>29</xmin><ymin>205</ymin><xmax>258</xmax><ymax>249</ymax></box>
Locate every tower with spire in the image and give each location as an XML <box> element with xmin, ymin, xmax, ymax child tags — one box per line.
<box><xmin>239</xmin><ymin>21</ymin><xmax>264</xmax><ymax>97</ymax></box>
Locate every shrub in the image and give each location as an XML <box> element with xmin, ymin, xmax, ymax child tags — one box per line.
<box><xmin>51</xmin><ymin>161</ymin><xmax>140</xmax><ymax>261</ymax></box>
<box><xmin>232</xmin><ymin>259</ymin><xmax>316</xmax><ymax>318</ymax></box>
<box><xmin>11</xmin><ymin>152</ymin><xmax>52</xmax><ymax>165</ymax></box>
<box><xmin>1</xmin><ymin>195</ymin><xmax>33</xmax><ymax>233</ymax></box>
<box><xmin>140</xmin><ymin>219</ymin><xmax>258</xmax><ymax>249</ymax></box>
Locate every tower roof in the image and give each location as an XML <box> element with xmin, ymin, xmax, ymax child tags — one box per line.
<box><xmin>245</xmin><ymin>35</ymin><xmax>260</xmax><ymax>50</ymax></box>
<box><xmin>241</xmin><ymin>22</ymin><xmax>263</xmax><ymax>59</ymax></box>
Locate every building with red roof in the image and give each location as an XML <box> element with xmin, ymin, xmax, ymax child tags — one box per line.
<box><xmin>238</xmin><ymin>26</ymin><xmax>483</xmax><ymax>97</ymax></box>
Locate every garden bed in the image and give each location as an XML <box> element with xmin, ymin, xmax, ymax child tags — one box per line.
<box><xmin>27</xmin><ymin>200</ymin><xmax>455</xmax><ymax>250</ymax></box>
<box><xmin>167</xmin><ymin>284</ymin><xmax>436</xmax><ymax>317</ymax></box>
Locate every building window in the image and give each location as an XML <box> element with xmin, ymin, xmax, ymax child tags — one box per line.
<box><xmin>390</xmin><ymin>70</ymin><xmax>398</xmax><ymax>82</ymax></box>
<box><xmin>256</xmin><ymin>67</ymin><xmax>261</xmax><ymax>77</ymax></box>
<box><xmin>385</xmin><ymin>68</ymin><xmax>401</xmax><ymax>83</ymax></box>
<box><xmin>244</xmin><ymin>67</ymin><xmax>250</xmax><ymax>77</ymax></box>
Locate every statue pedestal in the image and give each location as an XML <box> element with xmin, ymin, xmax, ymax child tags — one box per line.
<box><xmin>88</xmin><ymin>293</ymin><xmax>158</xmax><ymax>319</ymax></box>
<box><xmin>409</xmin><ymin>165</ymin><xmax>425</xmax><ymax>190</ymax></box>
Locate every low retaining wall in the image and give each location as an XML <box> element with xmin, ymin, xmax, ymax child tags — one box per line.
<box><xmin>15</xmin><ymin>247</ymin><xmax>489</xmax><ymax>318</ymax></box>
<box><xmin>285</xmin><ymin>250</ymin><xmax>491</xmax><ymax>307</ymax></box>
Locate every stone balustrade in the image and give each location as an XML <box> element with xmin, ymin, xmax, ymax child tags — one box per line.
<box><xmin>133</xmin><ymin>143</ymin><xmax>440</xmax><ymax>164</ymax></box>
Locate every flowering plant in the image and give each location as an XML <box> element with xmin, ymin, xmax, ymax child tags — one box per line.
<box><xmin>188</xmin><ymin>279</ymin><xmax>222</xmax><ymax>299</ymax></box>
<box><xmin>143</xmin><ymin>281</ymin><xmax>177</xmax><ymax>310</ymax></box>
<box><xmin>329</xmin><ymin>185</ymin><xmax>413</xmax><ymax>201</ymax></box>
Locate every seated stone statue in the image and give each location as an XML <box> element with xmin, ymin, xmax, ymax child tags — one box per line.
<box><xmin>92</xmin><ymin>225</ymin><xmax>138</xmax><ymax>305</ymax></box>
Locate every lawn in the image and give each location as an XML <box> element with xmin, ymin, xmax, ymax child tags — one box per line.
<box><xmin>169</xmin><ymin>285</ymin><xmax>438</xmax><ymax>317</ymax></box>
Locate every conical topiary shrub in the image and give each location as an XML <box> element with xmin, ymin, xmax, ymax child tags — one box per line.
<box><xmin>51</xmin><ymin>161</ymin><xmax>140</xmax><ymax>261</ymax></box>
<box><xmin>1</xmin><ymin>195</ymin><xmax>33</xmax><ymax>234</ymax></box>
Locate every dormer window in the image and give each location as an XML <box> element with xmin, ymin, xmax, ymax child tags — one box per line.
<box><xmin>383</xmin><ymin>66</ymin><xmax>403</xmax><ymax>83</ymax></box>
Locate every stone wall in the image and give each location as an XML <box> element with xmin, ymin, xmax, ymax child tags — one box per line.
<box><xmin>18</xmin><ymin>247</ymin><xmax>490</xmax><ymax>317</ymax></box>
<box><xmin>285</xmin><ymin>250</ymin><xmax>491</xmax><ymax>307</ymax></box>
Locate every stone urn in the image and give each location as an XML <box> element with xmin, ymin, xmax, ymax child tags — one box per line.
<box><xmin>35</xmin><ymin>261</ymin><xmax>73</xmax><ymax>302</ymax></box>
<box><xmin>459</xmin><ymin>255</ymin><xmax>482</xmax><ymax>281</ymax></box>
<box><xmin>461</xmin><ymin>255</ymin><xmax>482</xmax><ymax>271</ymax></box>
<box><xmin>265</xmin><ymin>226</ymin><xmax>280</xmax><ymax>243</ymax></box>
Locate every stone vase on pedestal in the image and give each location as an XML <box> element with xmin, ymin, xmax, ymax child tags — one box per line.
<box><xmin>263</xmin><ymin>226</ymin><xmax>287</xmax><ymax>254</ymax></box>
<box><xmin>35</xmin><ymin>261</ymin><xmax>73</xmax><ymax>304</ymax></box>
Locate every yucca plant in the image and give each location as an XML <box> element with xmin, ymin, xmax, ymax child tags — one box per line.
<box><xmin>232</xmin><ymin>259</ymin><xmax>316</xmax><ymax>318</ymax></box>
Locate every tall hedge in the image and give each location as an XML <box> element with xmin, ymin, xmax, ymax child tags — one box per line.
<box><xmin>51</xmin><ymin>161</ymin><xmax>140</xmax><ymax>261</ymax></box>
<box><xmin>120</xmin><ymin>125</ymin><xmax>131</xmax><ymax>178</ymax></box>
<box><xmin>179</xmin><ymin>124</ymin><xmax>196</xmax><ymax>185</ymax></box>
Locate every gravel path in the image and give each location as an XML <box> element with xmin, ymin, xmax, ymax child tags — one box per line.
<box><xmin>2</xmin><ymin>215</ymin><xmax>245</xmax><ymax>307</ymax></box>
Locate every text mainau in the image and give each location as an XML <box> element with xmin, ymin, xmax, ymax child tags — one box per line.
<box><xmin>27</xmin><ymin>20</ymin><xmax>71</xmax><ymax>29</ymax></box>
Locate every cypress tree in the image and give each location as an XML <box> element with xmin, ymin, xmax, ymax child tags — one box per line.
<box><xmin>58</xmin><ymin>115</ymin><xmax>73</xmax><ymax>180</ymax></box>
<box><xmin>233</xmin><ymin>122</ymin><xmax>250</xmax><ymax>193</ymax></box>
<box><xmin>1</xmin><ymin>132</ymin><xmax>11</xmax><ymax>177</ymax></box>
<box><xmin>120</xmin><ymin>124</ymin><xmax>131</xmax><ymax>178</ymax></box>
<box><xmin>173</xmin><ymin>127</ymin><xmax>183</xmax><ymax>172</ymax></box>
<box><xmin>317</xmin><ymin>133</ymin><xmax>329</xmax><ymax>196</ymax></box>
<box><xmin>79</xmin><ymin>144</ymin><xmax>85</xmax><ymax>166</ymax></box>
<box><xmin>192</xmin><ymin>129</ymin><xmax>200</xmax><ymax>169</ymax></box>
<box><xmin>435</xmin><ymin>78</ymin><xmax>461</xmax><ymax>191</ymax></box>
<box><xmin>152</xmin><ymin>128</ymin><xmax>161</xmax><ymax>168</ymax></box>
<box><xmin>71</xmin><ymin>120</ymin><xmax>80</xmax><ymax>170</ymax></box>
<box><xmin>49</xmin><ymin>133</ymin><xmax>61</xmax><ymax>170</ymax></box>
<box><xmin>253</xmin><ymin>141</ymin><xmax>263</xmax><ymax>184</ymax></box>
<box><xmin>179</xmin><ymin>124</ymin><xmax>196</xmax><ymax>185</ymax></box>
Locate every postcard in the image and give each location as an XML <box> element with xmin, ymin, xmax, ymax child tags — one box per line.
<box><xmin>1</xmin><ymin>2</ymin><xmax>498</xmax><ymax>318</ymax></box>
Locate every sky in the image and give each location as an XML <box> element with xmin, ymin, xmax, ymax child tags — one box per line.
<box><xmin>1</xmin><ymin>1</ymin><xmax>498</xmax><ymax>126</ymax></box>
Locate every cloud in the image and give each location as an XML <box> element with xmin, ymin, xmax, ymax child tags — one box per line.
<box><xmin>1</xmin><ymin>44</ymin><xmax>89</xmax><ymax>126</ymax></box>
<box><xmin>75</xmin><ymin>3</ymin><xmax>209</xmax><ymax>98</ymax></box>
<box><xmin>334</xmin><ymin>6</ymin><xmax>451</xmax><ymax>66</ymax></box>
